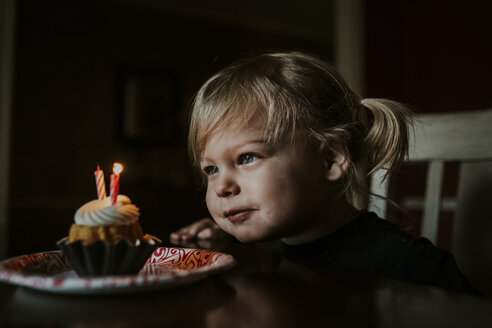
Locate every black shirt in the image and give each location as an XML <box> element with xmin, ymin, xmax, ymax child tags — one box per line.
<box><xmin>268</xmin><ymin>212</ymin><xmax>481</xmax><ymax>296</ymax></box>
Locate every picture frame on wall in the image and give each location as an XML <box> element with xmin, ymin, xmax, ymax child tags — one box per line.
<box><xmin>117</xmin><ymin>66</ymin><xmax>181</xmax><ymax>146</ymax></box>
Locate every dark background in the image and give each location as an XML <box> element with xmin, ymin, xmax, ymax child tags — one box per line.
<box><xmin>5</xmin><ymin>0</ymin><xmax>492</xmax><ymax>257</ymax></box>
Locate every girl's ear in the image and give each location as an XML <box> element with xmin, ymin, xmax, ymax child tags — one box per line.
<box><xmin>322</xmin><ymin>149</ymin><xmax>350</xmax><ymax>182</ymax></box>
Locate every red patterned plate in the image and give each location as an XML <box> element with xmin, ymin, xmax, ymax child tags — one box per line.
<box><xmin>0</xmin><ymin>247</ymin><xmax>236</xmax><ymax>294</ymax></box>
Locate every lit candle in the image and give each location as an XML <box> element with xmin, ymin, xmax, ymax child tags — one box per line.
<box><xmin>94</xmin><ymin>165</ymin><xmax>107</xmax><ymax>200</ymax></box>
<box><xmin>110</xmin><ymin>163</ymin><xmax>123</xmax><ymax>205</ymax></box>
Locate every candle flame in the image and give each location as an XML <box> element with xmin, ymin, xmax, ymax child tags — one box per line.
<box><xmin>113</xmin><ymin>162</ymin><xmax>124</xmax><ymax>175</ymax></box>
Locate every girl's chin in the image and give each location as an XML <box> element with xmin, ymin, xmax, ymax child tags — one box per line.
<box><xmin>219</xmin><ymin>222</ymin><xmax>273</xmax><ymax>244</ymax></box>
<box><xmin>224</xmin><ymin>229</ymin><xmax>254</xmax><ymax>243</ymax></box>
<box><xmin>232</xmin><ymin>231</ymin><xmax>271</xmax><ymax>244</ymax></box>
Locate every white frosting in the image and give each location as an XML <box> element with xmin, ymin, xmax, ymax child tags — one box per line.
<box><xmin>74</xmin><ymin>195</ymin><xmax>140</xmax><ymax>226</ymax></box>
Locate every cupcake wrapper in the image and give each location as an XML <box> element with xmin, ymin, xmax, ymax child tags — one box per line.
<box><xmin>56</xmin><ymin>237</ymin><xmax>159</xmax><ymax>277</ymax></box>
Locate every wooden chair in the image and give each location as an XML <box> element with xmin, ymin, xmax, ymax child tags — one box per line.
<box><xmin>368</xmin><ymin>108</ymin><xmax>492</xmax><ymax>295</ymax></box>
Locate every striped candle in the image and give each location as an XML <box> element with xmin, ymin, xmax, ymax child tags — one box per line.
<box><xmin>110</xmin><ymin>163</ymin><xmax>123</xmax><ymax>205</ymax></box>
<box><xmin>94</xmin><ymin>165</ymin><xmax>106</xmax><ymax>200</ymax></box>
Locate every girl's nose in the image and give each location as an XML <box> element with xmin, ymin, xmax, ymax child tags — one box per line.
<box><xmin>215</xmin><ymin>172</ymin><xmax>240</xmax><ymax>198</ymax></box>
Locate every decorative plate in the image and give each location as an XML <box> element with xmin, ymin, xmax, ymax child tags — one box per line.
<box><xmin>0</xmin><ymin>247</ymin><xmax>236</xmax><ymax>294</ymax></box>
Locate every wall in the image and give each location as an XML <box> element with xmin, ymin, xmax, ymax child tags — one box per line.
<box><xmin>366</xmin><ymin>1</ymin><xmax>492</xmax><ymax>113</ymax></box>
<box><xmin>0</xmin><ymin>0</ymin><xmax>16</xmax><ymax>260</ymax></box>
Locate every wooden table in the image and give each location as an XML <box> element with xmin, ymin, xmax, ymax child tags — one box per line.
<box><xmin>1</xmin><ymin>238</ymin><xmax>491</xmax><ymax>327</ymax></box>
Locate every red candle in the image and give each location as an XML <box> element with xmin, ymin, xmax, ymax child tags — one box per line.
<box><xmin>110</xmin><ymin>163</ymin><xmax>123</xmax><ymax>205</ymax></box>
<box><xmin>94</xmin><ymin>165</ymin><xmax>106</xmax><ymax>200</ymax></box>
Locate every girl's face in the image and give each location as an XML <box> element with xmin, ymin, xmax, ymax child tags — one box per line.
<box><xmin>200</xmin><ymin>117</ymin><xmax>335</xmax><ymax>244</ymax></box>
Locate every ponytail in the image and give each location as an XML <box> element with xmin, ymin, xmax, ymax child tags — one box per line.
<box><xmin>359</xmin><ymin>98</ymin><xmax>413</xmax><ymax>178</ymax></box>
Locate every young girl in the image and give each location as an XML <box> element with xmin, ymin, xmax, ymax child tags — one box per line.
<box><xmin>171</xmin><ymin>51</ymin><xmax>480</xmax><ymax>295</ymax></box>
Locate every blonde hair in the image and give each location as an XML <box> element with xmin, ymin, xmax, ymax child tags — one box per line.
<box><xmin>188</xmin><ymin>52</ymin><xmax>412</xmax><ymax>204</ymax></box>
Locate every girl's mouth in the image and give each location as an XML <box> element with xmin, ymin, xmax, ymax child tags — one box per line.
<box><xmin>224</xmin><ymin>209</ymin><xmax>255</xmax><ymax>223</ymax></box>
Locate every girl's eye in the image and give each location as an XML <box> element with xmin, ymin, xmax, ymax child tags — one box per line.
<box><xmin>203</xmin><ymin>166</ymin><xmax>218</xmax><ymax>175</ymax></box>
<box><xmin>239</xmin><ymin>153</ymin><xmax>258</xmax><ymax>165</ymax></box>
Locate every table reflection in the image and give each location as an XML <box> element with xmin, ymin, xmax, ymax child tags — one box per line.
<box><xmin>2</xmin><ymin>276</ymin><xmax>234</xmax><ymax>327</ymax></box>
<box><xmin>205</xmin><ymin>260</ymin><xmax>379</xmax><ymax>327</ymax></box>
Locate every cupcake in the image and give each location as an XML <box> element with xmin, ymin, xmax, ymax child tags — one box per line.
<box><xmin>68</xmin><ymin>194</ymin><xmax>145</xmax><ymax>244</ymax></box>
<box><xmin>57</xmin><ymin>164</ymin><xmax>160</xmax><ymax>277</ymax></box>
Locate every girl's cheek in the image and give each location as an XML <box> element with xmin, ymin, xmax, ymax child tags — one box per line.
<box><xmin>205</xmin><ymin>189</ymin><xmax>215</xmax><ymax>210</ymax></box>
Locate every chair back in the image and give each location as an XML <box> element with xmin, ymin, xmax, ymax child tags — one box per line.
<box><xmin>368</xmin><ymin>108</ymin><xmax>492</xmax><ymax>295</ymax></box>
